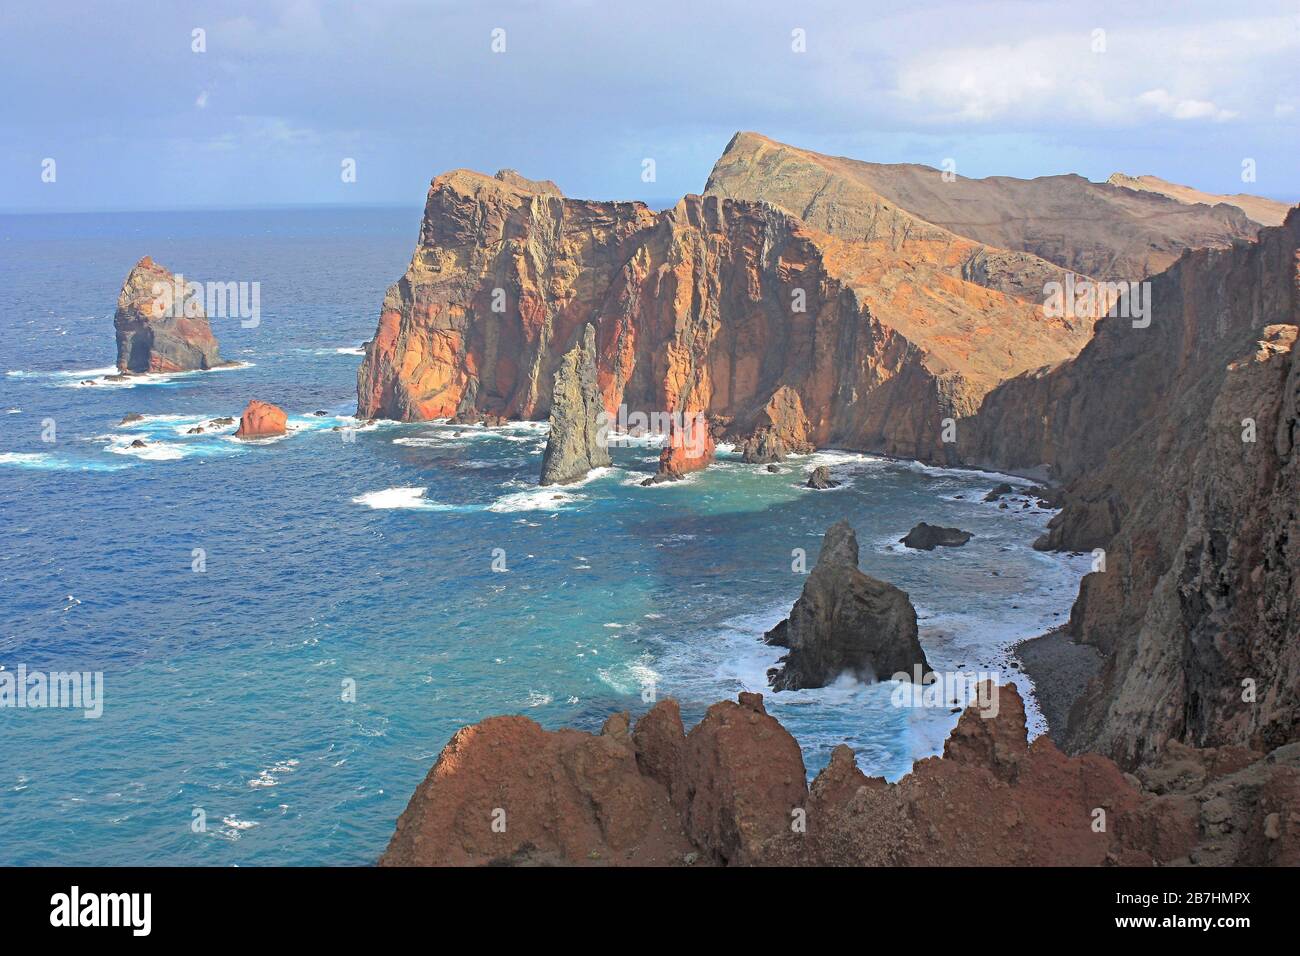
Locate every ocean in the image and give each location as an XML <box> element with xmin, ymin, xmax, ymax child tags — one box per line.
<box><xmin>0</xmin><ymin>206</ymin><xmax>1089</xmax><ymax>865</ymax></box>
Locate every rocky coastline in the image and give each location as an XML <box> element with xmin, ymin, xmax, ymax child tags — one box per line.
<box><xmin>358</xmin><ymin>136</ymin><xmax>1300</xmax><ymax>868</ymax></box>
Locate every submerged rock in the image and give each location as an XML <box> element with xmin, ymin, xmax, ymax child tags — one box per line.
<box><xmin>113</xmin><ymin>256</ymin><xmax>228</xmax><ymax>374</ymax></box>
<box><xmin>539</xmin><ymin>324</ymin><xmax>612</xmax><ymax>485</ymax></box>
<box><xmin>765</xmin><ymin>521</ymin><xmax>931</xmax><ymax>691</ymax></box>
<box><xmin>900</xmin><ymin>523</ymin><xmax>973</xmax><ymax>550</ymax></box>
<box><xmin>983</xmin><ymin>482</ymin><xmax>1014</xmax><ymax>502</ymax></box>
<box><xmin>234</xmin><ymin>400</ymin><xmax>287</xmax><ymax>439</ymax></box>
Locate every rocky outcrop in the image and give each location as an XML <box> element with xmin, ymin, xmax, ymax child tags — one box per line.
<box><xmin>899</xmin><ymin>522</ymin><xmax>973</xmax><ymax>550</ymax></box>
<box><xmin>539</xmin><ymin>324</ymin><xmax>612</xmax><ymax>485</ymax></box>
<box><xmin>382</xmin><ymin>683</ymin><xmax>1300</xmax><ymax>866</ymax></box>
<box><xmin>960</xmin><ymin>210</ymin><xmax>1300</xmax><ymax>768</ymax></box>
<box><xmin>356</xmin><ymin>150</ymin><xmax>1099</xmax><ymax>466</ymax></box>
<box><xmin>765</xmin><ymin>522</ymin><xmax>930</xmax><ymax>690</ymax></box>
<box><xmin>1108</xmin><ymin>172</ymin><xmax>1294</xmax><ymax>228</ymax></box>
<box><xmin>736</xmin><ymin>386</ymin><xmax>813</xmax><ymax>463</ymax></box>
<box><xmin>233</xmin><ymin>400</ymin><xmax>287</xmax><ymax>439</ymax></box>
<box><xmin>708</xmin><ymin>131</ymin><xmax>1260</xmax><ymax>284</ymax></box>
<box><xmin>114</xmin><ymin>256</ymin><xmax>227</xmax><ymax>374</ymax></box>
<box><xmin>380</xmin><ymin>692</ymin><xmax>801</xmax><ymax>866</ymax></box>
<box><xmin>805</xmin><ymin>465</ymin><xmax>839</xmax><ymax>489</ymax></box>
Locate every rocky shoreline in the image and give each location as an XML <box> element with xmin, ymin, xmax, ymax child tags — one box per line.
<box><xmin>1012</xmin><ymin>627</ymin><xmax>1102</xmax><ymax>748</ymax></box>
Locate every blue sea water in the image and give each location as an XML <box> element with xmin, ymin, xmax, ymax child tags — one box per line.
<box><xmin>0</xmin><ymin>207</ymin><xmax>1089</xmax><ymax>865</ymax></box>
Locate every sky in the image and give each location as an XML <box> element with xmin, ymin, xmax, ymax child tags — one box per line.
<box><xmin>1</xmin><ymin>0</ymin><xmax>1297</xmax><ymax>212</ymax></box>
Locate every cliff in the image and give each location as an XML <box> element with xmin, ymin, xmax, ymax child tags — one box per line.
<box><xmin>962</xmin><ymin>211</ymin><xmax>1300</xmax><ymax>766</ymax></box>
<box><xmin>114</xmin><ymin>256</ymin><xmax>226</xmax><ymax>374</ymax></box>
<box><xmin>382</xmin><ymin>685</ymin><xmax>1300</xmax><ymax>866</ymax></box>
<box><xmin>357</xmin><ymin>164</ymin><xmax>1096</xmax><ymax>464</ymax></box>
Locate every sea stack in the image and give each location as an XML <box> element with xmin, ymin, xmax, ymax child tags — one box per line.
<box><xmin>234</xmin><ymin>400</ymin><xmax>287</xmax><ymax>439</ymax></box>
<box><xmin>766</xmin><ymin>521</ymin><xmax>931</xmax><ymax>690</ymax></box>
<box><xmin>539</xmin><ymin>325</ymin><xmax>612</xmax><ymax>485</ymax></box>
<box><xmin>114</xmin><ymin>256</ymin><xmax>227</xmax><ymax>374</ymax></box>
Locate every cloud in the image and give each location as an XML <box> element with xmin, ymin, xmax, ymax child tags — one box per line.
<box><xmin>890</xmin><ymin>16</ymin><xmax>1295</xmax><ymax>128</ymax></box>
<box><xmin>195</xmin><ymin>90</ymin><xmax>209</xmax><ymax>109</ymax></box>
<box><xmin>1137</xmin><ymin>89</ymin><xmax>1236</xmax><ymax>122</ymax></box>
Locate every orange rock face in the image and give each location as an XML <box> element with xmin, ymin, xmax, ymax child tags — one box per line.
<box><xmin>233</xmin><ymin>400</ymin><xmax>287</xmax><ymax>439</ymax></box>
<box><xmin>356</xmin><ymin>163</ymin><xmax>1100</xmax><ymax>465</ymax></box>
<box><xmin>381</xmin><ymin>683</ymin><xmax>1299</xmax><ymax>866</ymax></box>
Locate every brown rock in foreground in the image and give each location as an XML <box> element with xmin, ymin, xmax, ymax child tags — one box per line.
<box><xmin>381</xmin><ymin>683</ymin><xmax>1300</xmax><ymax>866</ymax></box>
<box><xmin>233</xmin><ymin>400</ymin><xmax>288</xmax><ymax>439</ymax></box>
<box><xmin>114</xmin><ymin>256</ymin><xmax>227</xmax><ymax>374</ymax></box>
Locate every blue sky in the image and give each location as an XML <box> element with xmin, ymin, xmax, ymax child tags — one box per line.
<box><xmin>2</xmin><ymin>0</ymin><xmax>1296</xmax><ymax>211</ymax></box>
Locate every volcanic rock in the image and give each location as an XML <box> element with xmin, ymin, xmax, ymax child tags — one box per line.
<box><xmin>765</xmin><ymin>521</ymin><xmax>930</xmax><ymax>690</ymax></box>
<box><xmin>539</xmin><ymin>324</ymin><xmax>612</xmax><ymax>485</ymax></box>
<box><xmin>805</xmin><ymin>466</ymin><xmax>839</xmax><ymax>489</ymax></box>
<box><xmin>234</xmin><ymin>400</ymin><xmax>287</xmax><ymax>439</ymax></box>
<box><xmin>113</xmin><ymin>256</ymin><xmax>227</xmax><ymax>374</ymax></box>
<box><xmin>900</xmin><ymin>523</ymin><xmax>973</xmax><ymax>550</ymax></box>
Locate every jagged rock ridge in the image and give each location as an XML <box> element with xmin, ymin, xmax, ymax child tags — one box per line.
<box><xmin>381</xmin><ymin>685</ymin><xmax>1300</xmax><ymax>866</ymax></box>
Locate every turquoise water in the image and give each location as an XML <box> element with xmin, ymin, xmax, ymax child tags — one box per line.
<box><xmin>0</xmin><ymin>208</ymin><xmax>1088</xmax><ymax>864</ymax></box>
